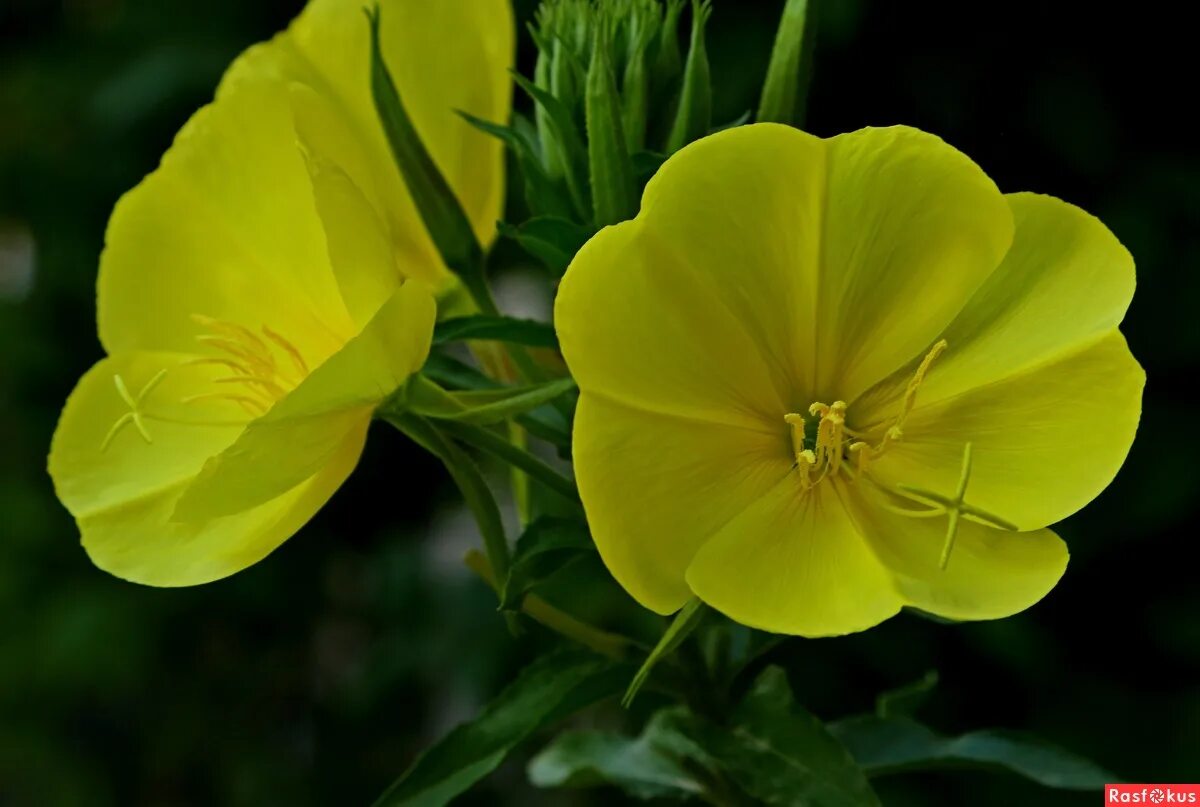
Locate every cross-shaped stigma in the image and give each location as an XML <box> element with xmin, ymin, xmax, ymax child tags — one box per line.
<box><xmin>101</xmin><ymin>368</ymin><xmax>168</xmax><ymax>452</ymax></box>
<box><xmin>888</xmin><ymin>443</ymin><xmax>1019</xmax><ymax>569</ymax></box>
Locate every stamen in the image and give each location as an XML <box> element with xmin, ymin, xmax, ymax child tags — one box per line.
<box><xmin>899</xmin><ymin>339</ymin><xmax>947</xmax><ymax>423</ymax></box>
<box><xmin>262</xmin><ymin>325</ymin><xmax>309</xmax><ymax>377</ymax></box>
<box><xmin>181</xmin><ymin>391</ymin><xmax>269</xmax><ymax>415</ymax></box>
<box><xmin>784</xmin><ymin>413</ymin><xmax>806</xmax><ymax>460</ymax></box>
<box><xmin>796</xmin><ymin>449</ymin><xmax>817</xmax><ymax>489</ymax></box>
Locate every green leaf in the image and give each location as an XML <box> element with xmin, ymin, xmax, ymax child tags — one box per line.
<box><xmin>665</xmin><ymin>0</ymin><xmax>713</xmax><ymax>154</ymax></box>
<box><xmin>498</xmin><ymin>216</ymin><xmax>594</xmax><ymax>275</ymax></box>
<box><xmin>372</xmin><ymin>647</ymin><xmax>627</xmax><ymax>807</ymax></box>
<box><xmin>623</xmin><ymin>597</ymin><xmax>707</xmax><ymax>707</ymax></box>
<box><xmin>433</xmin><ymin>315</ymin><xmax>559</xmax><ymax>349</ymax></box>
<box><xmin>687</xmin><ymin>667</ymin><xmax>881</xmax><ymax>807</ymax></box>
<box><xmin>502</xmin><ymin>518</ymin><xmax>594</xmax><ymax>610</ymax></box>
<box><xmin>528</xmin><ymin>710</ymin><xmax>708</xmax><ymax>801</ymax></box>
<box><xmin>585</xmin><ymin>20</ymin><xmax>638</xmax><ymax>227</ymax></box>
<box><xmin>757</xmin><ymin>0</ymin><xmax>819</xmax><ymax>128</ymax></box>
<box><xmin>381</xmin><ymin>411</ymin><xmax>512</xmax><ymax>596</ymax></box>
<box><xmin>366</xmin><ymin>8</ymin><xmax>482</xmax><ymax>288</ymax></box>
<box><xmin>420</xmin><ymin>354</ymin><xmax>572</xmax><ymax>450</ymax></box>
<box><xmin>457</xmin><ymin>110</ymin><xmax>574</xmax><ymax>219</ymax></box>
<box><xmin>512</xmin><ymin>72</ymin><xmax>592</xmax><ymax>221</ymax></box>
<box><xmin>651</xmin><ymin>0</ymin><xmax>686</xmax><ymax>106</ymax></box>
<box><xmin>875</xmin><ymin>671</ymin><xmax>938</xmax><ymax>719</ymax></box>
<box><xmin>405</xmin><ymin>374</ymin><xmax>576</xmax><ymax>427</ymax></box>
<box><xmin>828</xmin><ymin>715</ymin><xmax>1115</xmax><ymax>790</ymax></box>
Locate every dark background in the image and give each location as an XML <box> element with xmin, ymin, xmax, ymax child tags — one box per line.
<box><xmin>2</xmin><ymin>0</ymin><xmax>1196</xmax><ymax>804</ymax></box>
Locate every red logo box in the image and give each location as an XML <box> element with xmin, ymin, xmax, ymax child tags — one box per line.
<box><xmin>1107</xmin><ymin>785</ymin><xmax>1200</xmax><ymax>804</ymax></box>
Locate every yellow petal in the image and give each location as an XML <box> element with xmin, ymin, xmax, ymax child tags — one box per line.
<box><xmin>573</xmin><ymin>392</ymin><xmax>791</xmax><ymax>614</ymax></box>
<box><xmin>865</xmin><ymin>331</ymin><xmax>1144</xmax><ymax>530</ymax></box>
<box><xmin>855</xmin><ymin>192</ymin><xmax>1136</xmax><ymax>416</ymax></box>
<box><xmin>79</xmin><ymin>421</ymin><xmax>367</xmax><ymax>587</ymax></box>
<box><xmin>98</xmin><ymin>76</ymin><xmax>353</xmax><ymax>361</ymax></box>
<box><xmin>847</xmin><ymin>484</ymin><xmax>1068</xmax><ymax>621</ymax></box>
<box><xmin>280</xmin><ymin>0</ymin><xmax>514</xmax><ymax>287</ymax></box>
<box><xmin>816</xmin><ymin>126</ymin><xmax>1014</xmax><ymax>401</ymax></box>
<box><xmin>557</xmin><ymin>213</ymin><xmax>794</xmax><ymax>430</ymax></box>
<box><xmin>49</xmin><ymin>352</ymin><xmax>247</xmax><ymax>520</ymax></box>
<box><xmin>173</xmin><ymin>282</ymin><xmax>436</xmax><ymax>519</ymax></box>
<box><xmin>559</xmin><ymin>125</ymin><xmax>822</xmax><ymax>419</ymax></box>
<box><xmin>685</xmin><ymin>481</ymin><xmax>902</xmax><ymax>637</ymax></box>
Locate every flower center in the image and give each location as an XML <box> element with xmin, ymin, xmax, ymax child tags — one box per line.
<box><xmin>181</xmin><ymin>314</ymin><xmax>310</xmax><ymax>416</ymax></box>
<box><xmin>780</xmin><ymin>338</ymin><xmax>1021</xmax><ymax>569</ymax></box>
<box><xmin>782</xmin><ymin>338</ymin><xmax>948</xmax><ymax>491</ymax></box>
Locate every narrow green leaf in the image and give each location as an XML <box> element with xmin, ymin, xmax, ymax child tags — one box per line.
<box><xmin>366</xmin><ymin>8</ymin><xmax>482</xmax><ymax>285</ymax></box>
<box><xmin>623</xmin><ymin>597</ymin><xmax>707</xmax><ymax>707</ymax></box>
<box><xmin>586</xmin><ymin>19</ymin><xmax>638</xmax><ymax>226</ymax></box>
<box><xmin>381</xmin><ymin>411</ymin><xmax>511</xmax><ymax>590</ymax></box>
<box><xmin>433</xmin><ymin>315</ymin><xmax>559</xmax><ymax>349</ymax></box>
<box><xmin>875</xmin><ymin>671</ymin><xmax>938</xmax><ymax>719</ymax></box>
<box><xmin>528</xmin><ymin>711</ymin><xmax>708</xmax><ymax>801</ymax></box>
<box><xmin>512</xmin><ymin>72</ymin><xmax>592</xmax><ymax>221</ymax></box>
<box><xmin>407</xmin><ymin>375</ymin><xmax>576</xmax><ymax>426</ymax></box>
<box><xmin>440</xmin><ymin>420</ymin><xmax>580</xmax><ymax>507</ymax></box>
<box><xmin>664</xmin><ymin>0</ymin><xmax>713</xmax><ymax>155</ymax></box>
<box><xmin>372</xmin><ymin>647</ymin><xmax>626</xmax><ymax>807</ymax></box>
<box><xmin>420</xmin><ymin>354</ymin><xmax>572</xmax><ymax>449</ymax></box>
<box><xmin>501</xmin><ymin>518</ymin><xmax>595</xmax><ymax>610</ymax></box>
<box><xmin>498</xmin><ymin>216</ymin><xmax>594</xmax><ymax>275</ymax></box>
<box><xmin>828</xmin><ymin>716</ymin><xmax>1116</xmax><ymax>790</ymax></box>
<box><xmin>457</xmin><ymin>110</ymin><xmax>574</xmax><ymax>219</ymax></box>
<box><xmin>757</xmin><ymin>0</ymin><xmax>818</xmax><ymax>127</ymax></box>
<box><xmin>685</xmin><ymin>667</ymin><xmax>882</xmax><ymax>807</ymax></box>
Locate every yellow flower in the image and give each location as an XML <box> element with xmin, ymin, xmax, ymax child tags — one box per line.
<box><xmin>48</xmin><ymin>0</ymin><xmax>514</xmax><ymax>585</ymax></box>
<box><xmin>556</xmin><ymin>123</ymin><xmax>1144</xmax><ymax>637</ymax></box>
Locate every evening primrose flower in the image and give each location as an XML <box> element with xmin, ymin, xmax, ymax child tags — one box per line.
<box><xmin>556</xmin><ymin>123</ymin><xmax>1143</xmax><ymax>636</ymax></box>
<box><xmin>48</xmin><ymin>0</ymin><xmax>513</xmax><ymax>585</ymax></box>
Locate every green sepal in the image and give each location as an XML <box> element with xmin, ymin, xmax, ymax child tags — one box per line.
<box><xmin>623</xmin><ymin>597</ymin><xmax>707</xmax><ymax>708</ymax></box>
<box><xmin>366</xmin><ymin>8</ymin><xmax>484</xmax><ymax>292</ymax></box>
<box><xmin>757</xmin><ymin>0</ymin><xmax>819</xmax><ymax>128</ymax></box>
<box><xmin>621</xmin><ymin>2</ymin><xmax>662</xmax><ymax>151</ymax></box>
<box><xmin>457</xmin><ymin>110</ymin><xmax>574</xmax><ymax>220</ymax></box>
<box><xmin>512</xmin><ymin>72</ymin><xmax>593</xmax><ymax>221</ymax></box>
<box><xmin>586</xmin><ymin>16</ymin><xmax>639</xmax><ymax>226</ymax></box>
<box><xmin>664</xmin><ymin>0</ymin><xmax>712</xmax><ymax>155</ymax></box>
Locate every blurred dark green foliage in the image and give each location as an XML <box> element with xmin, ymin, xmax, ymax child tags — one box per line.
<box><xmin>2</xmin><ymin>0</ymin><xmax>1196</xmax><ymax>804</ymax></box>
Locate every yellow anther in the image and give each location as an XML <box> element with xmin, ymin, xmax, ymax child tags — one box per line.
<box><xmin>808</xmin><ymin>401</ymin><xmax>829</xmax><ymax>418</ymax></box>
<box><xmin>849</xmin><ymin>441</ymin><xmax>871</xmax><ymax>474</ymax></box>
<box><xmin>784</xmin><ymin>413</ymin><xmax>806</xmax><ymax>459</ymax></box>
<box><xmin>796</xmin><ymin>449</ymin><xmax>817</xmax><ymax>489</ymax></box>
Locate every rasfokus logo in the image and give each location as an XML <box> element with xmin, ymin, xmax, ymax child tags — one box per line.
<box><xmin>1107</xmin><ymin>785</ymin><xmax>1200</xmax><ymax>804</ymax></box>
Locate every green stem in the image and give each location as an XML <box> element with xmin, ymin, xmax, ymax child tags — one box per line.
<box><xmin>438</xmin><ymin>420</ymin><xmax>580</xmax><ymax>507</ymax></box>
<box><xmin>464</xmin><ymin>549</ymin><xmax>637</xmax><ymax>661</ymax></box>
<box><xmin>382</xmin><ymin>411</ymin><xmax>511</xmax><ymax>585</ymax></box>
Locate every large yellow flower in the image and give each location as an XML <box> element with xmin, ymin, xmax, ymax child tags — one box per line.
<box><xmin>556</xmin><ymin>123</ymin><xmax>1143</xmax><ymax>636</ymax></box>
<box><xmin>48</xmin><ymin>0</ymin><xmax>513</xmax><ymax>585</ymax></box>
